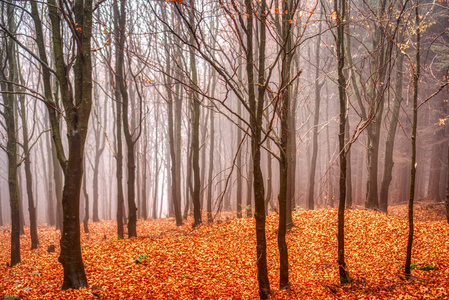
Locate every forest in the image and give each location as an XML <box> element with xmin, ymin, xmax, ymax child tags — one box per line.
<box><xmin>0</xmin><ymin>0</ymin><xmax>448</xmax><ymax>299</ymax></box>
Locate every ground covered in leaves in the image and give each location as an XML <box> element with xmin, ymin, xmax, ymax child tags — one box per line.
<box><xmin>1</xmin><ymin>205</ymin><xmax>448</xmax><ymax>299</ymax></box>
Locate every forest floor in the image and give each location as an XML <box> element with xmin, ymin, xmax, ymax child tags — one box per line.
<box><xmin>0</xmin><ymin>203</ymin><xmax>448</xmax><ymax>299</ymax></box>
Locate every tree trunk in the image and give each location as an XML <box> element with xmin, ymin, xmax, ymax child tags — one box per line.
<box><xmin>265</xmin><ymin>138</ymin><xmax>273</xmax><ymax>214</ymax></box>
<box><xmin>445</xmin><ymin>141</ymin><xmax>449</xmax><ymax>224</ymax></box>
<box><xmin>0</xmin><ymin>192</ymin><xmax>3</xmax><ymax>227</ymax></box>
<box><xmin>345</xmin><ymin>119</ymin><xmax>353</xmax><ymax>208</ymax></box>
<box><xmin>47</xmin><ymin>0</ymin><xmax>93</xmax><ymax>288</ymax></box>
<box><xmin>365</xmin><ymin>0</ymin><xmax>391</xmax><ymax>210</ymax></box>
<box><xmin>19</xmin><ymin>88</ymin><xmax>39</xmax><ymax>249</ymax></box>
<box><xmin>207</xmin><ymin>108</ymin><xmax>215</xmax><ymax>223</ymax></box>
<box><xmin>335</xmin><ymin>0</ymin><xmax>350</xmax><ymax>284</ymax></box>
<box><xmin>113</xmin><ymin>0</ymin><xmax>125</xmax><ymax>239</ymax></box>
<box><xmin>142</xmin><ymin>122</ymin><xmax>148</xmax><ymax>220</ymax></box>
<box><xmin>246</xmin><ymin>0</ymin><xmax>270</xmax><ymax>297</ymax></box>
<box><xmin>189</xmin><ymin>0</ymin><xmax>202</xmax><ymax>228</ymax></box>
<box><xmin>207</xmin><ymin>41</ymin><xmax>217</xmax><ymax>223</ymax></box>
<box><xmin>44</xmin><ymin>130</ymin><xmax>55</xmax><ymax>226</ymax></box>
<box><xmin>277</xmin><ymin>0</ymin><xmax>297</xmax><ymax>289</ymax></box>
<box><xmin>1</xmin><ymin>3</ymin><xmax>20</xmax><ymax>264</ymax></box>
<box><xmin>200</xmin><ymin>109</ymin><xmax>209</xmax><ymax>210</ymax></box>
<box><xmin>246</xmin><ymin>153</ymin><xmax>254</xmax><ymax>218</ymax></box>
<box><xmin>17</xmin><ymin>160</ymin><xmax>25</xmax><ymax>235</ymax></box>
<box><xmin>307</xmin><ymin>15</ymin><xmax>323</xmax><ymax>210</ymax></box>
<box><xmin>52</xmin><ymin>134</ymin><xmax>64</xmax><ymax>232</ymax></box>
<box><xmin>379</xmin><ymin>36</ymin><xmax>404</xmax><ymax>212</ymax></box>
<box><xmin>92</xmin><ymin>150</ymin><xmax>102</xmax><ymax>222</ymax></box>
<box><xmin>153</xmin><ymin>104</ymin><xmax>160</xmax><ymax>219</ymax></box>
<box><xmin>82</xmin><ymin>162</ymin><xmax>89</xmax><ymax>234</ymax></box>
<box><xmin>236</xmin><ymin>50</ymin><xmax>243</xmax><ymax>219</ymax></box>
<box><xmin>405</xmin><ymin>4</ymin><xmax>420</xmax><ymax>279</ymax></box>
<box><xmin>114</xmin><ymin>0</ymin><xmax>137</xmax><ymax>238</ymax></box>
<box><xmin>427</xmin><ymin>129</ymin><xmax>445</xmax><ymax>202</ymax></box>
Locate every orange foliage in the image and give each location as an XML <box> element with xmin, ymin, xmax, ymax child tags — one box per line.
<box><xmin>1</xmin><ymin>208</ymin><xmax>448</xmax><ymax>299</ymax></box>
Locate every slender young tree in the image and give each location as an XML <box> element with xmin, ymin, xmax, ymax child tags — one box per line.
<box><xmin>246</xmin><ymin>0</ymin><xmax>271</xmax><ymax>296</ymax></box>
<box><xmin>188</xmin><ymin>0</ymin><xmax>202</xmax><ymax>227</ymax></box>
<box><xmin>92</xmin><ymin>75</ymin><xmax>107</xmax><ymax>222</ymax></box>
<box><xmin>405</xmin><ymin>1</ymin><xmax>420</xmax><ymax>279</ymax></box>
<box><xmin>307</xmin><ymin>9</ymin><xmax>324</xmax><ymax>211</ymax></box>
<box><xmin>334</xmin><ymin>0</ymin><xmax>350</xmax><ymax>284</ymax></box>
<box><xmin>18</xmin><ymin>80</ymin><xmax>39</xmax><ymax>249</ymax></box>
<box><xmin>113</xmin><ymin>0</ymin><xmax>125</xmax><ymax>239</ymax></box>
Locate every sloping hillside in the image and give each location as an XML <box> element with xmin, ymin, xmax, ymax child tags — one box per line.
<box><xmin>1</xmin><ymin>208</ymin><xmax>448</xmax><ymax>299</ymax></box>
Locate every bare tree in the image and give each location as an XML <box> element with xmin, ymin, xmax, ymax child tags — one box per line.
<box><xmin>0</xmin><ymin>0</ymin><xmax>21</xmax><ymax>266</ymax></box>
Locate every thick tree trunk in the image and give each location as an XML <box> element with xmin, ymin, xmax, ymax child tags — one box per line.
<box><xmin>59</xmin><ymin>139</ymin><xmax>88</xmax><ymax>289</ymax></box>
<box><xmin>47</xmin><ymin>0</ymin><xmax>93</xmax><ymax>289</ymax></box>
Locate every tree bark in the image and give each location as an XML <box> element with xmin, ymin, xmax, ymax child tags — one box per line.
<box><xmin>19</xmin><ymin>87</ymin><xmax>39</xmax><ymax>249</ymax></box>
<box><xmin>335</xmin><ymin>0</ymin><xmax>350</xmax><ymax>284</ymax></box>
<box><xmin>207</xmin><ymin>107</ymin><xmax>215</xmax><ymax>223</ymax></box>
<box><xmin>115</xmin><ymin>0</ymin><xmax>138</xmax><ymax>238</ymax></box>
<box><xmin>246</xmin><ymin>153</ymin><xmax>253</xmax><ymax>218</ymax></box>
<box><xmin>113</xmin><ymin>0</ymin><xmax>125</xmax><ymax>239</ymax></box>
<box><xmin>405</xmin><ymin>4</ymin><xmax>420</xmax><ymax>279</ymax></box>
<box><xmin>1</xmin><ymin>3</ymin><xmax>20</xmax><ymax>264</ymax></box>
<box><xmin>82</xmin><ymin>162</ymin><xmax>89</xmax><ymax>234</ymax></box>
<box><xmin>92</xmin><ymin>82</ymin><xmax>106</xmax><ymax>222</ymax></box>
<box><xmin>189</xmin><ymin>0</ymin><xmax>202</xmax><ymax>228</ymax></box>
<box><xmin>47</xmin><ymin>0</ymin><xmax>93</xmax><ymax>288</ymax></box>
<box><xmin>246</xmin><ymin>0</ymin><xmax>270</xmax><ymax>297</ymax></box>
<box><xmin>307</xmin><ymin>14</ymin><xmax>323</xmax><ymax>210</ymax></box>
<box><xmin>379</xmin><ymin>33</ymin><xmax>404</xmax><ymax>212</ymax></box>
<box><xmin>236</xmin><ymin>51</ymin><xmax>243</xmax><ymax>219</ymax></box>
